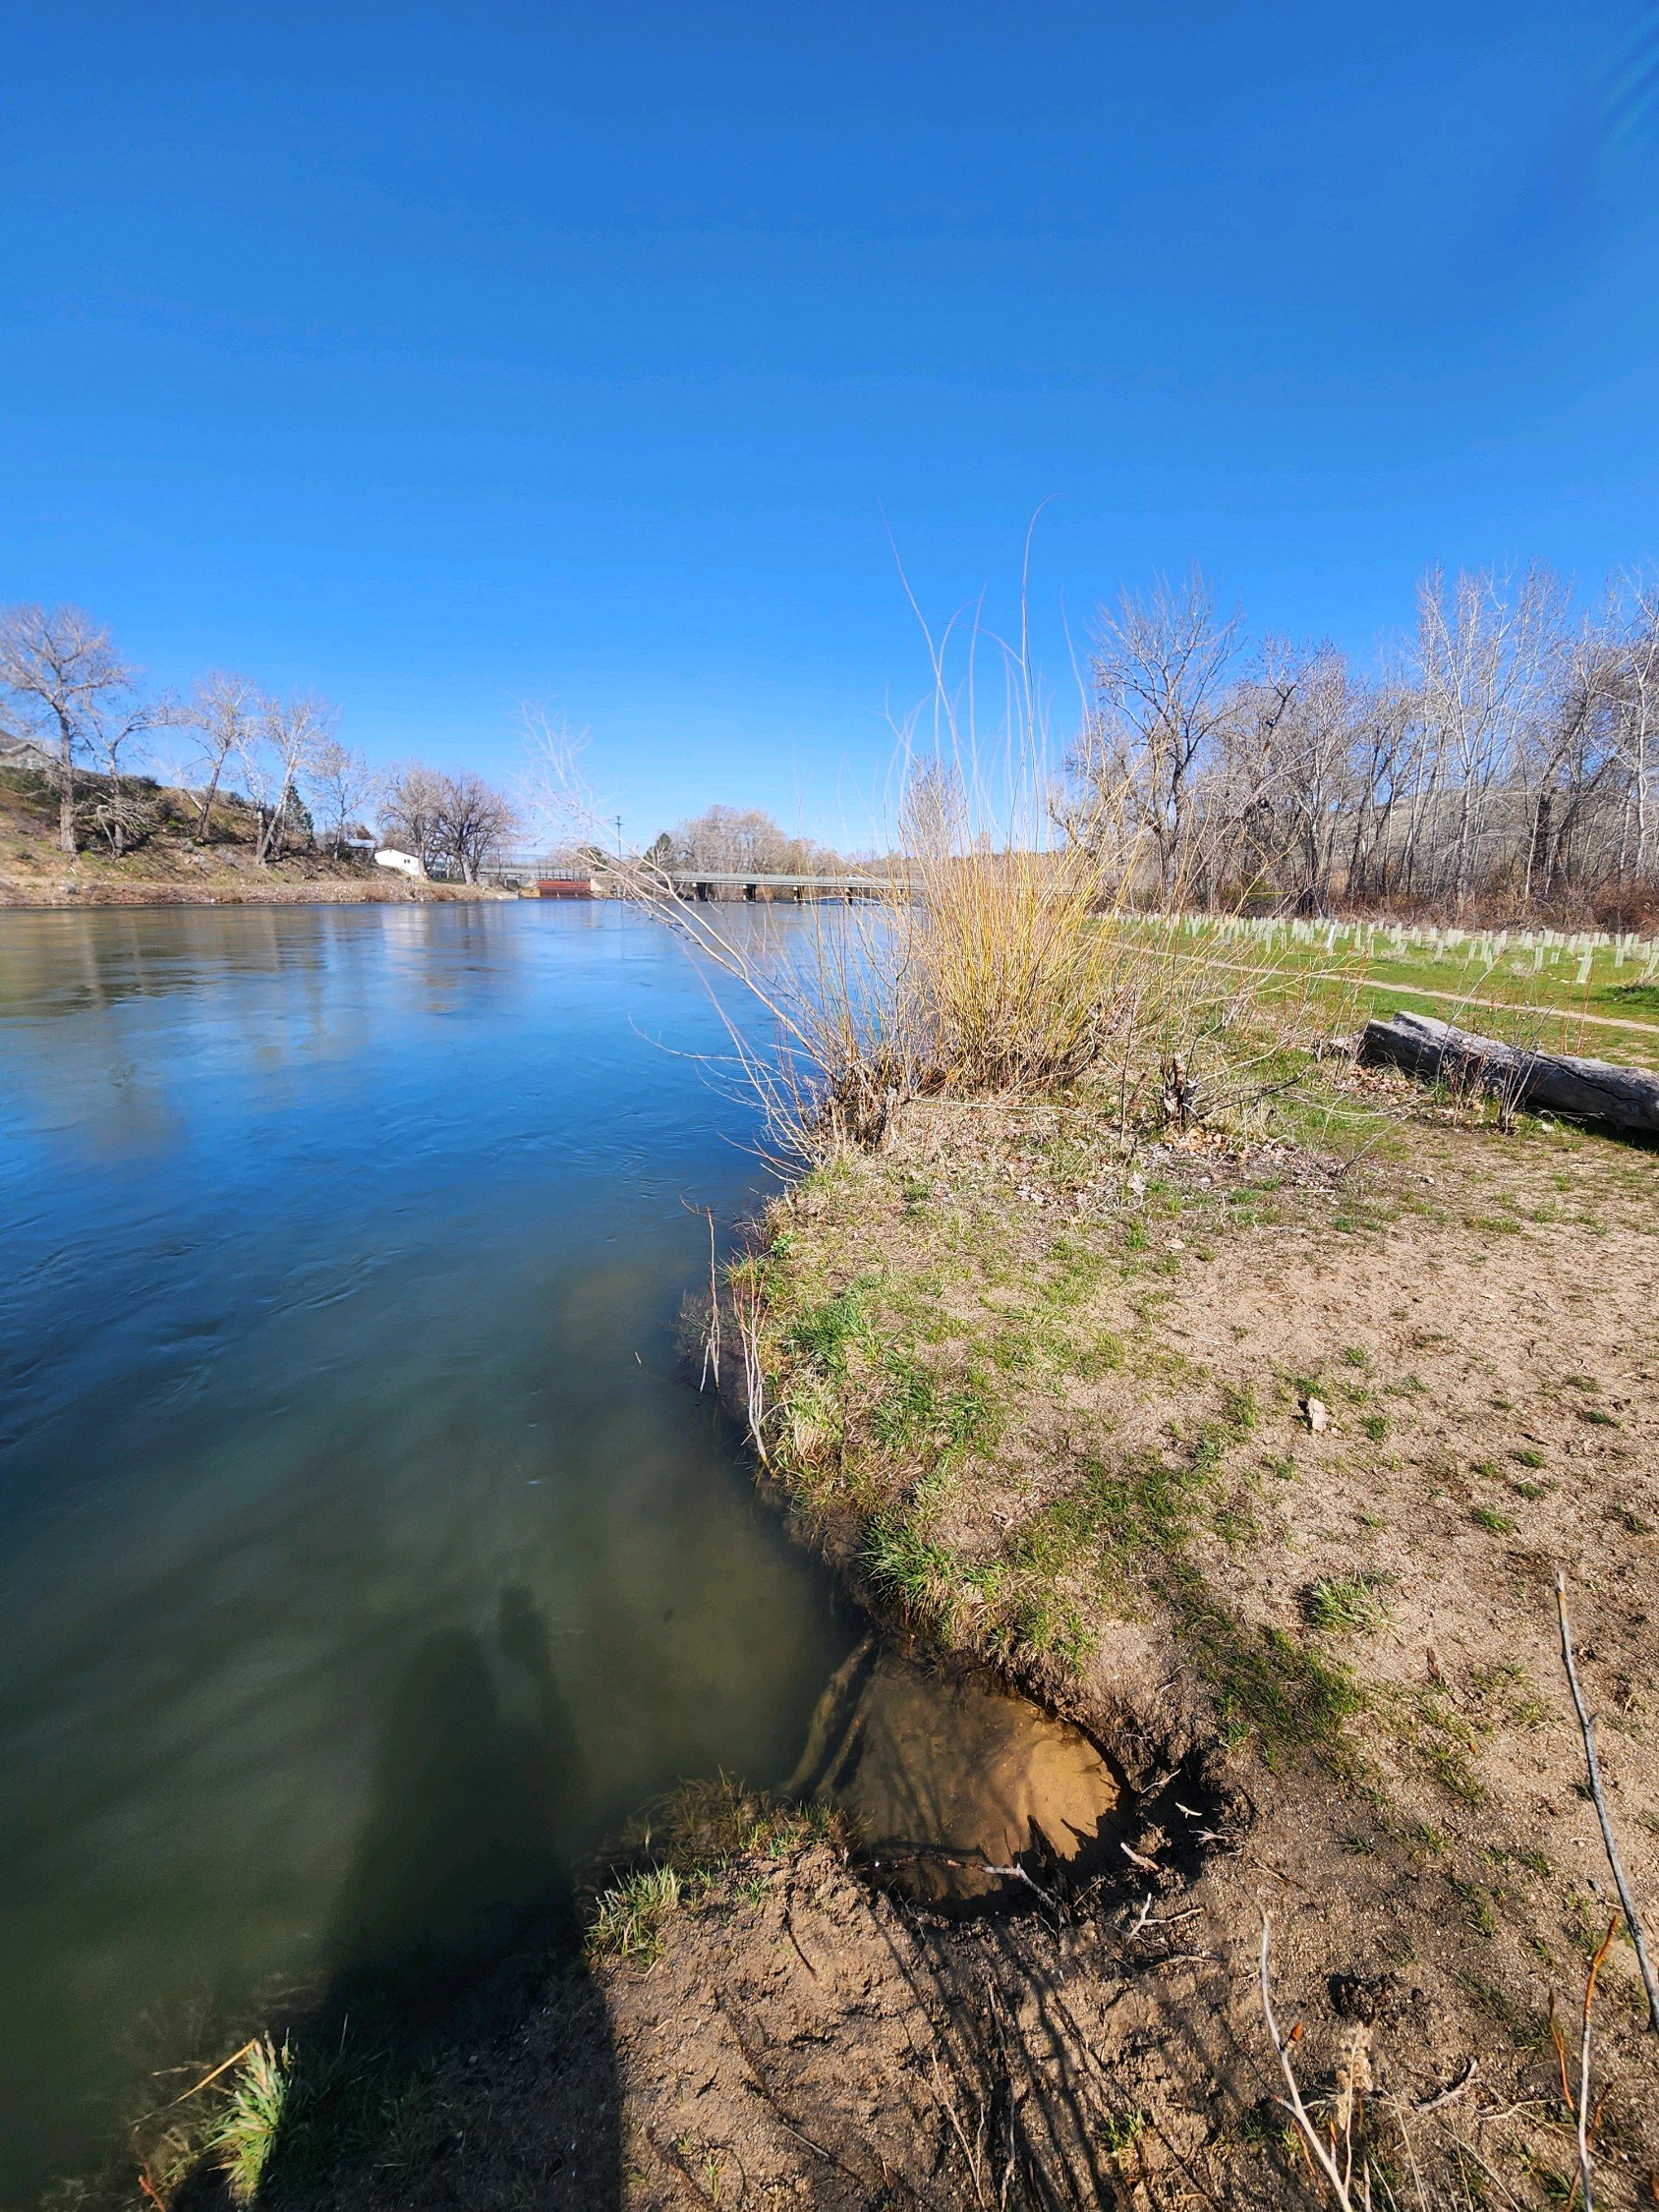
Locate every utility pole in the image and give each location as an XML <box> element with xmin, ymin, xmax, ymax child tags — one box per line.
<box><xmin>613</xmin><ymin>814</ymin><xmax>623</xmax><ymax>859</ymax></box>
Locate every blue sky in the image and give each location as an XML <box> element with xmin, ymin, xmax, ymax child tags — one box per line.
<box><xmin>4</xmin><ymin>1</ymin><xmax>1659</xmax><ymax>845</ymax></box>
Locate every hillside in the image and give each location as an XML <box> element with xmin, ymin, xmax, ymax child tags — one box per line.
<box><xmin>0</xmin><ymin>767</ymin><xmax>504</xmax><ymax>907</ymax></box>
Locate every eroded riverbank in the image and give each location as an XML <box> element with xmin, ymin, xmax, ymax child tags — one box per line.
<box><xmin>180</xmin><ymin>1070</ymin><xmax>1659</xmax><ymax>2210</ymax></box>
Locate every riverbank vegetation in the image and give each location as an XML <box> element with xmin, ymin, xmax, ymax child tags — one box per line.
<box><xmin>1073</xmin><ymin>563</ymin><xmax>1659</xmax><ymax>928</ymax></box>
<box><xmin>0</xmin><ymin>602</ymin><xmax>519</xmax><ymax>902</ymax></box>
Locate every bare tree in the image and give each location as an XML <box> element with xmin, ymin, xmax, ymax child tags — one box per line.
<box><xmin>0</xmin><ymin>604</ymin><xmax>166</xmax><ymax>855</ymax></box>
<box><xmin>236</xmin><ymin>693</ymin><xmax>332</xmax><ymax>865</ymax></box>
<box><xmin>431</xmin><ymin>770</ymin><xmax>516</xmax><ymax>881</ymax></box>
<box><xmin>1608</xmin><ymin>578</ymin><xmax>1659</xmax><ymax>884</ymax></box>
<box><xmin>308</xmin><ymin>737</ymin><xmax>380</xmax><ymax>857</ymax></box>
<box><xmin>379</xmin><ymin>762</ymin><xmax>447</xmax><ymax>876</ymax></box>
<box><xmin>665</xmin><ymin>804</ymin><xmax>842</xmax><ymax>879</ymax></box>
<box><xmin>1412</xmin><ymin>564</ymin><xmax>1567</xmax><ymax>910</ymax></box>
<box><xmin>186</xmin><ymin>672</ymin><xmax>264</xmax><ymax>845</ymax></box>
<box><xmin>1058</xmin><ymin>560</ymin><xmax>1659</xmax><ymax>921</ymax></box>
<box><xmin>1078</xmin><ymin>570</ymin><xmax>1240</xmax><ymax>899</ymax></box>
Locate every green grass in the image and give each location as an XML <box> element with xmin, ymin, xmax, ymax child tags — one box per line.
<box><xmin>1391</xmin><ymin>1684</ymin><xmax>1490</xmax><ymax>1803</ymax></box>
<box><xmin>744</xmin><ymin>1066</ymin><xmax>1459</xmax><ymax>1780</ymax></box>
<box><xmin>585</xmin><ymin>1865</ymin><xmax>684</xmax><ymax>1968</ymax></box>
<box><xmin>1098</xmin><ymin>2110</ymin><xmax>1148</xmax><ymax>2157</ymax></box>
<box><xmin>1471</xmin><ymin>1504</ymin><xmax>1516</xmax><ymax>1534</ymax></box>
<box><xmin>213</xmin><ymin>2037</ymin><xmax>293</xmax><ymax>2204</ymax></box>
<box><xmin>584</xmin><ymin>1779</ymin><xmax>841</xmax><ymax>1971</ymax></box>
<box><xmin>783</xmin><ymin>1283</ymin><xmax>872</xmax><ymax>1378</ymax></box>
<box><xmin>1303</xmin><ymin>1572</ymin><xmax>1393</xmax><ymax>1634</ymax></box>
<box><xmin>1152</xmin><ymin>918</ymin><xmax>1659</xmax><ymax>1062</ymax></box>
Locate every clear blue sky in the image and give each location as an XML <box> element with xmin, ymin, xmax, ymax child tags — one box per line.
<box><xmin>5</xmin><ymin>1</ymin><xmax>1659</xmax><ymax>846</ymax></box>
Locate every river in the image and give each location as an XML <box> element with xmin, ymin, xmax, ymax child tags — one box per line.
<box><xmin>0</xmin><ymin>900</ymin><xmax>854</xmax><ymax>2202</ymax></box>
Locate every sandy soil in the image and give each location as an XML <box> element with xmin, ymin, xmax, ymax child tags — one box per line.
<box><xmin>604</xmin><ymin>1092</ymin><xmax>1659</xmax><ymax>2209</ymax></box>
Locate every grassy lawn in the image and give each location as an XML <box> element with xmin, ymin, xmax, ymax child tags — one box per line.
<box><xmin>1102</xmin><ymin>914</ymin><xmax>1659</xmax><ymax>1062</ymax></box>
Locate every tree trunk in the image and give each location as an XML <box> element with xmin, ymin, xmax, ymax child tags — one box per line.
<box><xmin>195</xmin><ymin>756</ymin><xmax>225</xmax><ymax>843</ymax></box>
<box><xmin>255</xmin><ymin>773</ymin><xmax>292</xmax><ymax>866</ymax></box>
<box><xmin>56</xmin><ymin>718</ymin><xmax>76</xmax><ymax>855</ymax></box>
<box><xmin>1359</xmin><ymin>1011</ymin><xmax>1659</xmax><ymax>1135</ymax></box>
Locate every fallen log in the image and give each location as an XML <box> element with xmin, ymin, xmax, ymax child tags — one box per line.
<box><xmin>1358</xmin><ymin>1010</ymin><xmax>1659</xmax><ymax>1137</ymax></box>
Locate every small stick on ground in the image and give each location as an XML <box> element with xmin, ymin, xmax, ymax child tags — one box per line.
<box><xmin>1556</xmin><ymin>1569</ymin><xmax>1659</xmax><ymax>2033</ymax></box>
<box><xmin>1259</xmin><ymin>1911</ymin><xmax>1354</xmax><ymax>2211</ymax></box>
<box><xmin>1414</xmin><ymin>2058</ymin><xmax>1477</xmax><ymax>2114</ymax></box>
<box><xmin>1573</xmin><ymin>1919</ymin><xmax>1618</xmax><ymax>2212</ymax></box>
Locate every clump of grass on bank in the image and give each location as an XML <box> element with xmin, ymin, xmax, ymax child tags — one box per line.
<box><xmin>1303</xmin><ymin>1571</ymin><xmax>1395</xmax><ymax>1635</ymax></box>
<box><xmin>584</xmin><ymin>1778</ymin><xmax>844</xmax><ymax>1970</ymax></box>
<box><xmin>212</xmin><ymin>2036</ymin><xmax>292</xmax><ymax>2204</ymax></box>
<box><xmin>525</xmin><ymin>676</ymin><xmax>1341</xmax><ymax>1161</ymax></box>
<box><xmin>586</xmin><ymin>1866</ymin><xmax>684</xmax><ymax>1969</ymax></box>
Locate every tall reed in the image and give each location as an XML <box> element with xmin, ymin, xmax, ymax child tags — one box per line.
<box><xmin>518</xmin><ymin>590</ymin><xmax>1300</xmax><ymax>1154</ymax></box>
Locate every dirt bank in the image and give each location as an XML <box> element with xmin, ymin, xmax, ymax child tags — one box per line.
<box><xmin>0</xmin><ymin>767</ymin><xmax>510</xmax><ymax>907</ymax></box>
<box><xmin>680</xmin><ymin>1070</ymin><xmax>1659</xmax><ymax>2206</ymax></box>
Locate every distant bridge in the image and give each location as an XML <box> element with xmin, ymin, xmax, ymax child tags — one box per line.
<box><xmin>482</xmin><ymin>855</ymin><xmax>910</xmax><ymax>901</ymax></box>
<box><xmin>663</xmin><ymin>870</ymin><xmax>908</xmax><ymax>901</ymax></box>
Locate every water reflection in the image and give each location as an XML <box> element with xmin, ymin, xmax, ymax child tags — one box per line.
<box><xmin>0</xmin><ymin>903</ymin><xmax>851</xmax><ymax>2202</ymax></box>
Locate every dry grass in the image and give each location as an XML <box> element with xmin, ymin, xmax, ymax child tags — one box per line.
<box><xmin>520</xmin><ymin>662</ymin><xmax>1337</xmax><ymax>1164</ymax></box>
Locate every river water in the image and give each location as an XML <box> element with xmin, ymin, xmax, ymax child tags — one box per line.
<box><xmin>0</xmin><ymin>900</ymin><xmax>855</xmax><ymax>2201</ymax></box>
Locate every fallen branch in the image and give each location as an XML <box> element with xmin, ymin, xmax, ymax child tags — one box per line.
<box><xmin>860</xmin><ymin>1843</ymin><xmax>1060</xmax><ymax>1918</ymax></box>
<box><xmin>1415</xmin><ymin>2057</ymin><xmax>1478</xmax><ymax>2113</ymax></box>
<box><xmin>1556</xmin><ymin>1569</ymin><xmax>1659</xmax><ymax>2033</ymax></box>
<box><xmin>1359</xmin><ymin>1010</ymin><xmax>1659</xmax><ymax>1136</ymax></box>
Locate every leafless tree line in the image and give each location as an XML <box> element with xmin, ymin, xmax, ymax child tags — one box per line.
<box><xmin>1072</xmin><ymin>564</ymin><xmax>1659</xmax><ymax>922</ymax></box>
<box><xmin>0</xmin><ymin>602</ymin><xmax>515</xmax><ymax>876</ymax></box>
<box><xmin>377</xmin><ymin>763</ymin><xmax>518</xmax><ymax>881</ymax></box>
<box><xmin>644</xmin><ymin>804</ymin><xmax>852</xmax><ymax>879</ymax></box>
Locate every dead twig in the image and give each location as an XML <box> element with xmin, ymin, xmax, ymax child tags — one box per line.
<box><xmin>695</xmin><ymin>1204</ymin><xmax>721</xmax><ymax>1390</ymax></box>
<box><xmin>644</xmin><ymin>2127</ymin><xmax>726</xmax><ymax>2210</ymax></box>
<box><xmin>1259</xmin><ymin>1911</ymin><xmax>1355</xmax><ymax>2210</ymax></box>
<box><xmin>715</xmin><ymin>1995</ymin><xmax>890</xmax><ymax>2199</ymax></box>
<box><xmin>1573</xmin><ymin>1919</ymin><xmax>1618</xmax><ymax>2212</ymax></box>
<box><xmin>132</xmin><ymin>2039</ymin><xmax>258</xmax><ymax>2126</ymax></box>
<box><xmin>1556</xmin><ymin>1569</ymin><xmax>1659</xmax><ymax>2033</ymax></box>
<box><xmin>860</xmin><ymin>1843</ymin><xmax>1061</xmax><ymax>1918</ymax></box>
<box><xmin>1415</xmin><ymin>2058</ymin><xmax>1478</xmax><ymax>2114</ymax></box>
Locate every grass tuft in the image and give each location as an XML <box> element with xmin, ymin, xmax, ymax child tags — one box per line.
<box><xmin>1302</xmin><ymin>1572</ymin><xmax>1394</xmax><ymax>1634</ymax></box>
<box><xmin>585</xmin><ymin>1866</ymin><xmax>683</xmax><ymax>1969</ymax></box>
<box><xmin>213</xmin><ymin>2036</ymin><xmax>292</xmax><ymax>2205</ymax></box>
